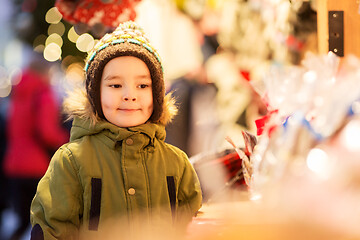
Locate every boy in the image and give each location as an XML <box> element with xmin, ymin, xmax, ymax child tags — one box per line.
<box><xmin>30</xmin><ymin>21</ymin><xmax>202</xmax><ymax>240</ymax></box>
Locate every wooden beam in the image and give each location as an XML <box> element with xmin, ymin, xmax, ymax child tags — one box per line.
<box><xmin>317</xmin><ymin>0</ymin><xmax>329</xmax><ymax>54</ymax></box>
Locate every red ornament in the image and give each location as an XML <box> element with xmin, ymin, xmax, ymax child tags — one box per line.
<box><xmin>240</xmin><ymin>70</ymin><xmax>250</xmax><ymax>82</ymax></box>
<box><xmin>55</xmin><ymin>0</ymin><xmax>142</xmax><ymax>28</ymax></box>
<box><xmin>255</xmin><ymin>109</ymin><xmax>278</xmax><ymax>136</ymax></box>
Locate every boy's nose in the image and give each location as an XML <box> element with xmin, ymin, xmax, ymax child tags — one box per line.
<box><xmin>123</xmin><ymin>96</ymin><xmax>136</xmax><ymax>101</ymax></box>
<box><xmin>122</xmin><ymin>86</ymin><xmax>136</xmax><ymax>101</ymax></box>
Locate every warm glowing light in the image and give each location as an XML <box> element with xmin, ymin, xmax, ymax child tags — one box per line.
<box><xmin>34</xmin><ymin>45</ymin><xmax>45</xmax><ymax>53</ymax></box>
<box><xmin>33</xmin><ymin>34</ymin><xmax>47</xmax><ymax>49</ymax></box>
<box><xmin>45</xmin><ymin>7</ymin><xmax>62</xmax><ymax>24</ymax></box>
<box><xmin>0</xmin><ymin>83</ymin><xmax>11</xmax><ymax>98</ymax></box>
<box><xmin>4</xmin><ymin>40</ymin><xmax>23</xmax><ymax>70</ymax></box>
<box><xmin>45</xmin><ymin>33</ymin><xmax>63</xmax><ymax>47</ymax></box>
<box><xmin>0</xmin><ymin>68</ymin><xmax>11</xmax><ymax>98</ymax></box>
<box><xmin>303</xmin><ymin>70</ymin><xmax>317</xmax><ymax>84</ymax></box>
<box><xmin>43</xmin><ymin>43</ymin><xmax>62</xmax><ymax>62</ymax></box>
<box><xmin>342</xmin><ymin>120</ymin><xmax>360</xmax><ymax>151</ymax></box>
<box><xmin>306</xmin><ymin>148</ymin><xmax>330</xmax><ymax>179</ymax></box>
<box><xmin>48</xmin><ymin>22</ymin><xmax>65</xmax><ymax>36</ymax></box>
<box><xmin>68</xmin><ymin>27</ymin><xmax>80</xmax><ymax>43</ymax></box>
<box><xmin>76</xmin><ymin>33</ymin><xmax>95</xmax><ymax>52</ymax></box>
<box><xmin>9</xmin><ymin>68</ymin><xmax>22</xmax><ymax>85</ymax></box>
<box><xmin>66</xmin><ymin>63</ymin><xmax>85</xmax><ymax>83</ymax></box>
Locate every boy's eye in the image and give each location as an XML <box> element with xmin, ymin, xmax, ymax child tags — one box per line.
<box><xmin>138</xmin><ymin>84</ymin><xmax>150</xmax><ymax>89</ymax></box>
<box><xmin>110</xmin><ymin>84</ymin><xmax>121</xmax><ymax>88</ymax></box>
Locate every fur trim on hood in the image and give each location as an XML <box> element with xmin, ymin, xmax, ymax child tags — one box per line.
<box><xmin>63</xmin><ymin>87</ymin><xmax>177</xmax><ymax>127</ymax></box>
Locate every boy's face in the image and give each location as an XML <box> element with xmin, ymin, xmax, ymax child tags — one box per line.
<box><xmin>100</xmin><ymin>56</ymin><xmax>153</xmax><ymax>127</ymax></box>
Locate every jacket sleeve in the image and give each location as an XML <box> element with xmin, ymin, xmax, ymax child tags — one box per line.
<box><xmin>175</xmin><ymin>152</ymin><xmax>202</xmax><ymax>226</ymax></box>
<box><xmin>30</xmin><ymin>146</ymin><xmax>83</xmax><ymax>240</ymax></box>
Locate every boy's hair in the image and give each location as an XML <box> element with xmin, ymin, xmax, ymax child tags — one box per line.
<box><xmin>85</xmin><ymin>21</ymin><xmax>164</xmax><ymax>123</ymax></box>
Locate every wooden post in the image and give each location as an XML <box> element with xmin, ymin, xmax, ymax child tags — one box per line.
<box><xmin>317</xmin><ymin>0</ymin><xmax>329</xmax><ymax>55</ymax></box>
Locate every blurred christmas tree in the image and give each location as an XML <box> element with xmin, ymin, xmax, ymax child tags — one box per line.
<box><xmin>11</xmin><ymin>0</ymin><xmax>85</xmax><ymax>64</ymax></box>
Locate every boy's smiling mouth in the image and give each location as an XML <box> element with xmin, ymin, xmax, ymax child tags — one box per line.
<box><xmin>118</xmin><ymin>108</ymin><xmax>140</xmax><ymax>112</ymax></box>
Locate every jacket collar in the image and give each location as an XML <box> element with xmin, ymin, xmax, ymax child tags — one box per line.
<box><xmin>70</xmin><ymin>116</ymin><xmax>166</xmax><ymax>149</ymax></box>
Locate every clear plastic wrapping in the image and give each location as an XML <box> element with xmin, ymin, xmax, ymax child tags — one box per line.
<box><xmin>247</xmin><ymin>52</ymin><xmax>360</xmax><ymax>236</ymax></box>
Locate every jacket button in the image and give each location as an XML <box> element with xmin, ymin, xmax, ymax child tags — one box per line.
<box><xmin>125</xmin><ymin>138</ymin><xmax>133</xmax><ymax>145</ymax></box>
<box><xmin>128</xmin><ymin>188</ymin><xmax>136</xmax><ymax>195</ymax></box>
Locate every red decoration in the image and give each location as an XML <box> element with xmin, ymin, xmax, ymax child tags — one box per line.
<box><xmin>286</xmin><ymin>35</ymin><xmax>304</xmax><ymax>52</ymax></box>
<box><xmin>240</xmin><ymin>70</ymin><xmax>250</xmax><ymax>82</ymax></box>
<box><xmin>255</xmin><ymin>109</ymin><xmax>278</xmax><ymax>136</ymax></box>
<box><xmin>217</xmin><ymin>152</ymin><xmax>245</xmax><ymax>186</ymax></box>
<box><xmin>55</xmin><ymin>0</ymin><xmax>142</xmax><ymax>28</ymax></box>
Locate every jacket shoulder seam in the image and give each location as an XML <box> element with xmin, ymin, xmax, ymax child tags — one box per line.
<box><xmin>58</xmin><ymin>144</ymin><xmax>84</xmax><ymax>192</ymax></box>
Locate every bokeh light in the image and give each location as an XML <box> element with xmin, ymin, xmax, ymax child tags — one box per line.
<box><xmin>33</xmin><ymin>34</ymin><xmax>47</xmax><ymax>49</ymax></box>
<box><xmin>45</xmin><ymin>7</ymin><xmax>62</xmax><ymax>24</ymax></box>
<box><xmin>33</xmin><ymin>45</ymin><xmax>45</xmax><ymax>53</ymax></box>
<box><xmin>66</xmin><ymin>62</ymin><xmax>85</xmax><ymax>83</ymax></box>
<box><xmin>342</xmin><ymin>120</ymin><xmax>360</xmax><ymax>151</ymax></box>
<box><xmin>4</xmin><ymin>40</ymin><xmax>24</xmax><ymax>70</ymax></box>
<box><xmin>76</xmin><ymin>33</ymin><xmax>95</xmax><ymax>52</ymax></box>
<box><xmin>9</xmin><ymin>67</ymin><xmax>22</xmax><ymax>85</ymax></box>
<box><xmin>45</xmin><ymin>33</ymin><xmax>63</xmax><ymax>47</ymax></box>
<box><xmin>48</xmin><ymin>22</ymin><xmax>65</xmax><ymax>36</ymax></box>
<box><xmin>0</xmin><ymin>83</ymin><xmax>11</xmax><ymax>98</ymax></box>
<box><xmin>68</xmin><ymin>26</ymin><xmax>80</xmax><ymax>43</ymax></box>
<box><xmin>43</xmin><ymin>42</ymin><xmax>62</xmax><ymax>62</ymax></box>
<box><xmin>306</xmin><ymin>148</ymin><xmax>330</xmax><ymax>179</ymax></box>
<box><xmin>0</xmin><ymin>66</ymin><xmax>11</xmax><ymax>98</ymax></box>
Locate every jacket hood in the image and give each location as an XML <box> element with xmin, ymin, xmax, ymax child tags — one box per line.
<box><xmin>63</xmin><ymin>86</ymin><xmax>177</xmax><ymax>127</ymax></box>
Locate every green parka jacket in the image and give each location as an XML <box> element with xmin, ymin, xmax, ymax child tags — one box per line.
<box><xmin>30</xmin><ymin>90</ymin><xmax>202</xmax><ymax>240</ymax></box>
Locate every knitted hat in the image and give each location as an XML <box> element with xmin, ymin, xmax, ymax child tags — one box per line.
<box><xmin>85</xmin><ymin>21</ymin><xmax>164</xmax><ymax>123</ymax></box>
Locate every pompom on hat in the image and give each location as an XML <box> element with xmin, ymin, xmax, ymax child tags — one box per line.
<box><xmin>85</xmin><ymin>21</ymin><xmax>166</xmax><ymax>123</ymax></box>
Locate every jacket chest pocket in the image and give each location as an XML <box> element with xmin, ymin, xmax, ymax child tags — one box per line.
<box><xmin>89</xmin><ymin>178</ymin><xmax>102</xmax><ymax>231</ymax></box>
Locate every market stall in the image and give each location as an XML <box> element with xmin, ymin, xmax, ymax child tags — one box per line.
<box><xmin>2</xmin><ymin>0</ymin><xmax>360</xmax><ymax>239</ymax></box>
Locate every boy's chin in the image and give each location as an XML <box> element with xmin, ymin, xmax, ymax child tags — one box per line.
<box><xmin>108</xmin><ymin>119</ymin><xmax>150</xmax><ymax>128</ymax></box>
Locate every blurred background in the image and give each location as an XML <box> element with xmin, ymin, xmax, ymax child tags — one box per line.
<box><xmin>3</xmin><ymin>0</ymin><xmax>360</xmax><ymax>240</ymax></box>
